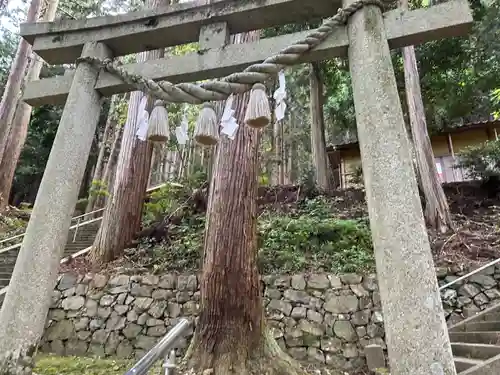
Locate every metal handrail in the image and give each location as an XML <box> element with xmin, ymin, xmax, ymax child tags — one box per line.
<box><xmin>0</xmin><ymin>182</ymin><xmax>173</xmax><ymax>247</ymax></box>
<box><xmin>125</xmin><ymin>319</ymin><xmax>190</xmax><ymax>375</ymax></box>
<box><xmin>439</xmin><ymin>257</ymin><xmax>500</xmax><ymax>290</ymax></box>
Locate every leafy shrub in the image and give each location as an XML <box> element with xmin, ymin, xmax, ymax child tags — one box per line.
<box><xmin>142</xmin><ymin>183</ymin><xmax>187</xmax><ymax>226</ymax></box>
<box><xmin>258</xmin><ymin>213</ymin><xmax>373</xmax><ymax>273</ymax></box>
<box><xmin>455</xmin><ymin>139</ymin><xmax>500</xmax><ymax>181</ymax></box>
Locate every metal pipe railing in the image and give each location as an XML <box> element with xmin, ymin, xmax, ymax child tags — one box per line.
<box><xmin>125</xmin><ymin>319</ymin><xmax>190</xmax><ymax>375</ymax></box>
<box><xmin>439</xmin><ymin>257</ymin><xmax>500</xmax><ymax>291</ymax></box>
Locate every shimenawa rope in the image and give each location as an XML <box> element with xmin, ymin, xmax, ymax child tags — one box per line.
<box><xmin>76</xmin><ymin>0</ymin><xmax>384</xmax><ymax>105</ymax></box>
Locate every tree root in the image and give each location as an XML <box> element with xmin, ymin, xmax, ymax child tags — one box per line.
<box><xmin>177</xmin><ymin>329</ymin><xmax>341</xmax><ymax>375</ymax></box>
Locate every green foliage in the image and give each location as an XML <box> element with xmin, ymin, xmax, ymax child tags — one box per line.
<box><xmin>258</xmin><ymin>198</ymin><xmax>373</xmax><ymax>273</ymax></box>
<box><xmin>143</xmin><ymin>197</ymin><xmax>374</xmax><ymax>274</ymax></box>
<box><xmin>34</xmin><ymin>355</ymin><xmax>146</xmax><ymax>375</ymax></box>
<box><xmin>455</xmin><ymin>139</ymin><xmax>500</xmax><ymax>181</ymax></box>
<box><xmin>89</xmin><ymin>179</ymin><xmax>109</xmax><ymax>198</ymax></box>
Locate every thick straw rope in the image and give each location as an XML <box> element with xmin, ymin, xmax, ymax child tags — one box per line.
<box><xmin>76</xmin><ymin>0</ymin><xmax>383</xmax><ymax>104</ymax></box>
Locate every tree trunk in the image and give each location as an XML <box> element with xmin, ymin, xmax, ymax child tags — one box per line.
<box><xmin>309</xmin><ymin>63</ymin><xmax>332</xmax><ymax>192</ymax></box>
<box><xmin>184</xmin><ymin>31</ymin><xmax>305</xmax><ymax>375</ymax></box>
<box><xmin>0</xmin><ymin>0</ymin><xmax>42</xmax><ymax>163</ymax></box>
<box><xmin>98</xmin><ymin>124</ymin><xmax>124</xmax><ymax>208</ymax></box>
<box><xmin>89</xmin><ymin>0</ymin><xmax>169</xmax><ymax>264</ymax></box>
<box><xmin>85</xmin><ymin>96</ymin><xmax>117</xmax><ymax>213</ymax></box>
<box><xmin>0</xmin><ymin>0</ymin><xmax>59</xmax><ymax>211</ymax></box>
<box><xmin>400</xmin><ymin>0</ymin><xmax>453</xmax><ymax>233</ymax></box>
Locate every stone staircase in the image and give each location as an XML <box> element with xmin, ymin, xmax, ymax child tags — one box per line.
<box><xmin>450</xmin><ymin>302</ymin><xmax>500</xmax><ymax>374</ymax></box>
<box><xmin>0</xmin><ymin>220</ymin><xmax>101</xmax><ymax>306</ymax></box>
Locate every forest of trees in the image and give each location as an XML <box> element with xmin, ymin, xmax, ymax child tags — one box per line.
<box><xmin>0</xmin><ymin>0</ymin><xmax>498</xmax><ymax>373</ymax></box>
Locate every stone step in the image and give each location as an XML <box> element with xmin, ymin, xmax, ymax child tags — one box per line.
<box><xmin>454</xmin><ymin>357</ymin><xmax>483</xmax><ymax>373</ymax></box>
<box><xmin>452</xmin><ymin>342</ymin><xmax>500</xmax><ymax>360</ymax></box>
<box><xmin>449</xmin><ymin>332</ymin><xmax>500</xmax><ymax>345</ymax></box>
<box><xmin>463</xmin><ymin>321</ymin><xmax>500</xmax><ymax>332</ymax></box>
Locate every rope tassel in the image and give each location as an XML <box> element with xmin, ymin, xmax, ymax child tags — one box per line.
<box><xmin>148</xmin><ymin>100</ymin><xmax>169</xmax><ymax>143</ymax></box>
<box><xmin>194</xmin><ymin>103</ymin><xmax>219</xmax><ymax>146</ymax></box>
<box><xmin>244</xmin><ymin>83</ymin><xmax>271</xmax><ymax>128</ymax></box>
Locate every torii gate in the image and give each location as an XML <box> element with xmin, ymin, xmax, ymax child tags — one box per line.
<box><xmin>0</xmin><ymin>0</ymin><xmax>473</xmax><ymax>374</ymax></box>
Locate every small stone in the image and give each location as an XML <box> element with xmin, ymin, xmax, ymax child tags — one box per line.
<box><xmin>99</xmin><ymin>294</ymin><xmax>115</xmax><ymax>307</ymax></box>
<box><xmin>134</xmin><ymin>335</ymin><xmax>157</xmax><ymax>350</ymax></box>
<box><xmin>116</xmin><ymin>340</ymin><xmax>134</xmax><ymax>359</ymax></box>
<box><xmin>126</xmin><ymin>309</ymin><xmax>139</xmax><ymax>322</ymax></box>
<box><xmin>435</xmin><ymin>267</ymin><xmax>448</xmax><ymax>278</ymax></box>
<box><xmin>283</xmin><ymin>289</ymin><xmax>310</xmax><ymax>304</ymax></box>
<box><xmin>108</xmin><ymin>274</ymin><xmax>130</xmax><ymax>287</ymax></box>
<box><xmin>469</xmin><ymin>274</ymin><xmax>496</xmax><ymax>288</ymax></box>
<box><xmin>105</xmin><ymin>331</ymin><xmax>121</xmax><ymax>355</ymax></box>
<box><xmin>148</xmin><ymin>301</ymin><xmax>167</xmax><ymax>319</ymax></box>
<box><xmin>328</xmin><ymin>275</ymin><xmax>342</xmax><ymax>289</ymax></box>
<box><xmin>343</xmin><ymin>343</ymin><xmax>358</xmax><ymax>358</ymax></box>
<box><xmin>340</xmin><ymin>274</ymin><xmax>362</xmax><ymax>284</ymax></box>
<box><xmin>308</xmin><ymin>274</ymin><xmax>330</xmax><ymax>290</ymax></box>
<box><xmin>186</xmin><ymin>275</ymin><xmax>198</xmax><ymax>291</ymax></box>
<box><xmin>485</xmin><ymin>289</ymin><xmax>500</xmax><ymax>300</ymax></box>
<box><xmin>142</xmin><ymin>275</ymin><xmax>160</xmax><ymax>286</ymax></box>
<box><xmin>324</xmin><ymin>295</ymin><xmax>358</xmax><ymax>313</ymax></box>
<box><xmin>167</xmin><ymin>303</ymin><xmax>182</xmax><ymax>318</ymax></box>
<box><xmin>265</xmin><ymin>289</ymin><xmax>282</xmax><ymax>299</ymax></box>
<box><xmin>49</xmin><ymin>309</ymin><xmax>66</xmax><ymax>321</ymax></box>
<box><xmin>107</xmin><ymin>313</ymin><xmax>127</xmax><ymax>331</ymax></box>
<box><xmin>350</xmin><ymin>284</ymin><xmax>369</xmax><ymax>297</ymax></box>
<box><xmin>307</xmin><ymin>309</ymin><xmax>323</xmax><ymax>324</ymax></box>
<box><xmin>367</xmin><ymin>323</ymin><xmax>384</xmax><ymax>338</ymax></box>
<box><xmin>183</xmin><ymin>301</ymin><xmax>199</xmax><ymax>315</ymax></box>
<box><xmin>50</xmin><ymin>340</ymin><xmax>65</xmax><ymax>355</ymax></box>
<box><xmin>158</xmin><ymin>274</ymin><xmax>176</xmax><ymax>289</ymax></box>
<box><xmin>274</xmin><ymin>276</ymin><xmax>291</xmax><ymax>288</ymax></box>
<box><xmin>307</xmin><ymin>347</ymin><xmax>325</xmax><ymax>363</ymax></box>
<box><xmin>97</xmin><ymin>307</ymin><xmax>112</xmax><ymax>319</ymax></box>
<box><xmin>147</xmin><ymin>325</ymin><xmax>167</xmax><ymax>337</ymax></box>
<box><xmin>137</xmin><ymin>313</ymin><xmax>149</xmax><ymax>325</ymax></box>
<box><xmin>356</xmin><ymin>326</ymin><xmax>367</xmax><ymax>337</ymax></box>
<box><xmin>365</xmin><ymin>344</ymin><xmax>386</xmax><ymax>370</ymax></box>
<box><xmin>268</xmin><ymin>300</ymin><xmax>292</xmax><ymax>316</ymax></box>
<box><xmin>291</xmin><ymin>275</ymin><xmax>306</xmax><ymax>290</ymax></box>
<box><xmin>474</xmin><ymin>293</ymin><xmax>490</xmax><ymax>306</ymax></box>
<box><xmin>47</xmin><ymin>320</ymin><xmax>75</xmax><ymax>341</ymax></box>
<box><xmin>152</xmin><ymin>289</ymin><xmax>170</xmax><ymax>300</ymax></box>
<box><xmin>458</xmin><ymin>283</ymin><xmax>481</xmax><ymax>298</ymax></box>
<box><xmin>77</xmin><ymin>330</ymin><xmax>92</xmax><ymax>341</ymax></box>
<box><xmin>299</xmin><ymin>319</ymin><xmax>325</xmax><ymax>336</ymax></box>
<box><xmin>362</xmin><ymin>274</ymin><xmax>378</xmax><ymax>291</ymax></box>
<box><xmin>91</xmin><ymin>274</ymin><xmax>108</xmax><ymax>288</ymax></box>
<box><xmin>352</xmin><ymin>310</ymin><xmax>371</xmax><ymax>326</ymax></box>
<box><xmin>62</xmin><ymin>287</ymin><xmax>76</xmax><ymax>297</ymax></box>
<box><xmin>74</xmin><ymin>317</ymin><xmax>89</xmax><ymax>331</ymax></box>
<box><xmin>89</xmin><ymin>319</ymin><xmax>105</xmax><ymax>330</ymax></box>
<box><xmin>75</xmin><ymin>284</ymin><xmax>88</xmax><ymax>296</ymax></box>
<box><xmin>334</xmin><ymin>321</ymin><xmax>356</xmax><ymax>342</ymax></box>
<box><xmin>371</xmin><ymin>311</ymin><xmax>384</xmax><ymax>324</ymax></box>
<box><xmin>91</xmin><ymin>329</ymin><xmax>109</xmax><ymax>345</ymax></box>
<box><xmin>321</xmin><ymin>337</ymin><xmax>342</xmax><ymax>353</ymax></box>
<box><xmin>288</xmin><ymin>347</ymin><xmax>307</xmax><ymax>360</ymax></box>
<box><xmin>134</xmin><ymin>297</ymin><xmax>154</xmax><ymax>312</ymax></box>
<box><xmin>291</xmin><ymin>307</ymin><xmax>307</xmax><ymax>319</ymax></box>
<box><xmin>176</xmin><ymin>291</ymin><xmax>191</xmax><ymax>303</ymax></box>
<box><xmin>58</xmin><ymin>273</ymin><xmax>78</xmax><ymax>290</ymax></box>
<box><xmin>66</xmin><ymin>340</ymin><xmax>88</xmax><ymax>356</ymax></box>
<box><xmin>131</xmin><ymin>284</ymin><xmax>153</xmax><ymax>297</ymax></box>
<box><xmin>62</xmin><ymin>296</ymin><xmax>85</xmax><ymax>310</ymax></box>
<box><xmin>463</xmin><ymin>305</ymin><xmax>481</xmax><ymax>318</ymax></box>
<box><xmin>123</xmin><ymin>323</ymin><xmax>143</xmax><ymax>339</ymax></box>
<box><xmin>114</xmin><ymin>304</ymin><xmax>129</xmax><ymax>315</ymax></box>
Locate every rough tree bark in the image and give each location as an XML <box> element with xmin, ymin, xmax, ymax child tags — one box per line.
<box><xmin>0</xmin><ymin>0</ymin><xmax>42</xmax><ymax>163</ymax></box>
<box><xmin>89</xmin><ymin>0</ymin><xmax>170</xmax><ymax>263</ymax></box>
<box><xmin>309</xmin><ymin>62</ymin><xmax>332</xmax><ymax>192</ymax></box>
<box><xmin>85</xmin><ymin>96</ymin><xmax>117</xmax><ymax>213</ymax></box>
<box><xmin>183</xmin><ymin>31</ymin><xmax>307</xmax><ymax>375</ymax></box>
<box><xmin>400</xmin><ymin>0</ymin><xmax>453</xmax><ymax>233</ymax></box>
<box><xmin>97</xmin><ymin>124</ymin><xmax>124</xmax><ymax>209</ymax></box>
<box><xmin>0</xmin><ymin>0</ymin><xmax>59</xmax><ymax>211</ymax></box>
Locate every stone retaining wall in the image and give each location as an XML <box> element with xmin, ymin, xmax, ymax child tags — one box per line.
<box><xmin>41</xmin><ymin>265</ymin><xmax>500</xmax><ymax>371</ymax></box>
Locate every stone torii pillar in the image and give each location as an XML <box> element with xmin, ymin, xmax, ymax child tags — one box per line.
<box><xmin>344</xmin><ymin>1</ymin><xmax>455</xmax><ymax>374</ymax></box>
<box><xmin>0</xmin><ymin>42</ymin><xmax>111</xmax><ymax>361</ymax></box>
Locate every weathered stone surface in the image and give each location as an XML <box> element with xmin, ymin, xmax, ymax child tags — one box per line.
<box><xmin>41</xmin><ymin>268</ymin><xmax>498</xmax><ymax>369</ymax></box>
<box><xmin>324</xmin><ymin>295</ymin><xmax>358</xmax><ymax>313</ymax></box>
<box><xmin>58</xmin><ymin>273</ymin><xmax>78</xmax><ymax>290</ymax></box>
<box><xmin>308</xmin><ymin>274</ymin><xmax>330</xmax><ymax>290</ymax></box>
<box><xmin>340</xmin><ymin>274</ymin><xmax>362</xmax><ymax>284</ymax></box>
<box><xmin>62</xmin><ymin>296</ymin><xmax>85</xmax><ymax>310</ymax></box>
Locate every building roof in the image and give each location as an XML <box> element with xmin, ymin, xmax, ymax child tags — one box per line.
<box><xmin>327</xmin><ymin>118</ymin><xmax>500</xmax><ymax>153</ymax></box>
